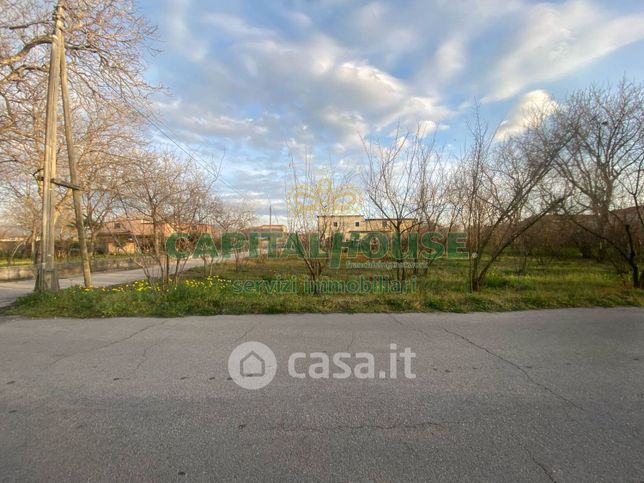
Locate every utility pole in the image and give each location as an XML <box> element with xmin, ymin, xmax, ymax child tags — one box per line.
<box><xmin>36</xmin><ymin>1</ymin><xmax>64</xmax><ymax>292</ymax></box>
<box><xmin>60</xmin><ymin>28</ymin><xmax>91</xmax><ymax>288</ymax></box>
<box><xmin>36</xmin><ymin>0</ymin><xmax>92</xmax><ymax>291</ymax></box>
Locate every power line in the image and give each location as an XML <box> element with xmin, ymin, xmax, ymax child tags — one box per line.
<box><xmin>100</xmin><ymin>82</ymin><xmax>249</xmax><ymax>199</ymax></box>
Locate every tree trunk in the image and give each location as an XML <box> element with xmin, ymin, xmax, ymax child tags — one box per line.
<box><xmin>469</xmin><ymin>256</ymin><xmax>479</xmax><ymax>292</ymax></box>
<box><xmin>30</xmin><ymin>231</ymin><xmax>37</xmax><ymax>264</ymax></box>
<box><xmin>89</xmin><ymin>232</ymin><xmax>96</xmax><ymax>258</ymax></box>
<box><xmin>471</xmin><ymin>274</ymin><xmax>481</xmax><ymax>292</ymax></box>
<box><xmin>631</xmin><ymin>262</ymin><xmax>641</xmax><ymax>289</ymax></box>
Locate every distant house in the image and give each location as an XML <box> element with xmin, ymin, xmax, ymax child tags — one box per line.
<box><xmin>612</xmin><ymin>206</ymin><xmax>644</xmax><ymax>232</ymax></box>
<box><xmin>0</xmin><ymin>225</ymin><xmax>31</xmax><ymax>243</ymax></box>
<box><xmin>0</xmin><ymin>225</ymin><xmax>31</xmax><ymax>255</ymax></box>
<box><xmin>96</xmin><ymin>219</ymin><xmax>218</xmax><ymax>254</ymax></box>
<box><xmin>317</xmin><ymin>215</ymin><xmax>417</xmax><ymax>240</ymax></box>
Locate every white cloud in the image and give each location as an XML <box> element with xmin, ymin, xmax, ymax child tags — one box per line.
<box><xmin>166</xmin><ymin>25</ymin><xmax>451</xmax><ymax>151</ymax></box>
<box><xmin>411</xmin><ymin>0</ymin><xmax>526</xmax><ymax>90</ymax></box>
<box><xmin>486</xmin><ymin>0</ymin><xmax>644</xmax><ymax>101</ymax></box>
<box><xmin>203</xmin><ymin>13</ymin><xmax>276</xmax><ymax>39</ymax></box>
<box><xmin>164</xmin><ymin>0</ymin><xmax>209</xmax><ymax>62</ymax></box>
<box><xmin>346</xmin><ymin>2</ymin><xmax>419</xmax><ymax>66</ymax></box>
<box><xmin>152</xmin><ymin>0</ymin><xmax>644</xmax><ymax>210</ymax></box>
<box><xmin>494</xmin><ymin>89</ymin><xmax>557</xmax><ymax>141</ymax></box>
<box><xmin>433</xmin><ymin>36</ymin><xmax>467</xmax><ymax>82</ymax></box>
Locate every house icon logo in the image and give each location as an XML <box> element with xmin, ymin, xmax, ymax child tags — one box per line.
<box><xmin>240</xmin><ymin>351</ymin><xmax>265</xmax><ymax>377</ymax></box>
<box><xmin>228</xmin><ymin>341</ymin><xmax>277</xmax><ymax>389</ymax></box>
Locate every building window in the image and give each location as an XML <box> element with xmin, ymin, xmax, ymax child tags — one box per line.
<box><xmin>382</xmin><ymin>221</ymin><xmax>387</xmax><ymax>228</ymax></box>
<box><xmin>333</xmin><ymin>222</ymin><xmax>338</xmax><ymax>227</ymax></box>
<box><xmin>114</xmin><ymin>222</ymin><xmax>122</xmax><ymax>229</ymax></box>
<box><xmin>354</xmin><ymin>221</ymin><xmax>360</xmax><ymax>227</ymax></box>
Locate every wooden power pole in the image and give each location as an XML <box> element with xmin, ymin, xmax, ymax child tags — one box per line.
<box><xmin>60</xmin><ymin>30</ymin><xmax>92</xmax><ymax>288</ymax></box>
<box><xmin>36</xmin><ymin>1</ymin><xmax>64</xmax><ymax>292</ymax></box>
<box><xmin>36</xmin><ymin>0</ymin><xmax>92</xmax><ymax>291</ymax></box>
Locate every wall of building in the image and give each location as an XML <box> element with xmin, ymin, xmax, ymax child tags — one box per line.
<box><xmin>318</xmin><ymin>215</ymin><xmax>366</xmax><ymax>238</ymax></box>
<box><xmin>0</xmin><ymin>258</ymin><xmax>141</xmax><ymax>282</ymax></box>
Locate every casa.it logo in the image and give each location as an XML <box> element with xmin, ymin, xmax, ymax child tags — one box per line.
<box><xmin>227</xmin><ymin>341</ymin><xmax>416</xmax><ymax>390</ymax></box>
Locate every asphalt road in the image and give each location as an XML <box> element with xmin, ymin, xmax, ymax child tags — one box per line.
<box><xmin>1</xmin><ymin>308</ymin><xmax>643</xmax><ymax>482</ymax></box>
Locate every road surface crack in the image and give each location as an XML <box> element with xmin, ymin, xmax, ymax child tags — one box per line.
<box><xmin>522</xmin><ymin>445</ymin><xmax>558</xmax><ymax>482</ymax></box>
<box><xmin>135</xmin><ymin>335</ymin><xmax>170</xmax><ymax>371</ymax></box>
<box><xmin>388</xmin><ymin>313</ymin><xmax>405</xmax><ymax>327</ymax></box>
<box><xmin>233</xmin><ymin>322</ymin><xmax>259</xmax><ymax>344</ymax></box>
<box><xmin>440</xmin><ymin>327</ymin><xmax>585</xmax><ymax>412</ymax></box>
<box><xmin>264</xmin><ymin>421</ymin><xmax>455</xmax><ymax>433</ymax></box>
<box><xmin>46</xmin><ymin>320</ymin><xmax>169</xmax><ymax>369</ymax></box>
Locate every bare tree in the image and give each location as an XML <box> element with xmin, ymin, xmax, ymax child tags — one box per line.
<box><xmin>554</xmin><ymin>80</ymin><xmax>644</xmax><ymax>287</ymax></box>
<box><xmin>456</xmin><ymin>108</ymin><xmax>565</xmax><ymax>291</ymax></box>
<box><xmin>286</xmin><ymin>153</ymin><xmax>360</xmax><ymax>288</ymax></box>
<box><xmin>213</xmin><ymin>201</ymin><xmax>256</xmax><ymax>272</ymax></box>
<box><xmin>0</xmin><ymin>0</ymin><xmax>156</xmax><ymax>275</ymax></box>
<box><xmin>414</xmin><ymin>135</ymin><xmax>459</xmax><ymax>275</ymax></box>
<box><xmin>362</xmin><ymin>125</ymin><xmax>432</xmax><ymax>280</ymax></box>
<box><xmin>0</xmin><ymin>0</ymin><xmax>156</xmax><ymax>106</ymax></box>
<box><xmin>115</xmin><ymin>151</ymin><xmax>217</xmax><ymax>289</ymax></box>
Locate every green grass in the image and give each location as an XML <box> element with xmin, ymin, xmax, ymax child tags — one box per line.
<box><xmin>5</xmin><ymin>256</ymin><xmax>644</xmax><ymax>318</ymax></box>
<box><xmin>0</xmin><ymin>258</ymin><xmax>34</xmax><ymax>267</ymax></box>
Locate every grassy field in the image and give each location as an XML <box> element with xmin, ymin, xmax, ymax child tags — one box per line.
<box><xmin>4</xmin><ymin>255</ymin><xmax>644</xmax><ymax>318</ymax></box>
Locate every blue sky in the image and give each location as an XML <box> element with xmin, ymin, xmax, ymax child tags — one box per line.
<box><xmin>138</xmin><ymin>0</ymin><xmax>644</xmax><ymax>223</ymax></box>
